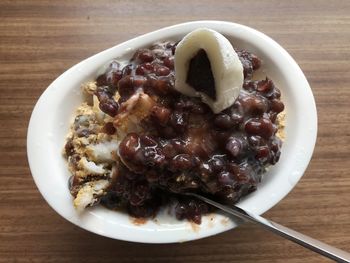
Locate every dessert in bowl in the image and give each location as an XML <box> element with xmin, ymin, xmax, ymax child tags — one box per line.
<box><xmin>27</xmin><ymin>21</ymin><xmax>317</xmax><ymax>243</ymax></box>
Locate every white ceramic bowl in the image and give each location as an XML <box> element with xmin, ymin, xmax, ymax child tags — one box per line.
<box><xmin>27</xmin><ymin>21</ymin><xmax>317</xmax><ymax>243</ymax></box>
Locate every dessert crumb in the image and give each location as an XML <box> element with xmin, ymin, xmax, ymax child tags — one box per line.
<box><xmin>131</xmin><ymin>217</ymin><xmax>147</xmax><ymax>226</ymax></box>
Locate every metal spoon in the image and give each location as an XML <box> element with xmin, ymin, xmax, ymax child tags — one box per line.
<box><xmin>187</xmin><ymin>193</ymin><xmax>350</xmax><ymax>263</ymax></box>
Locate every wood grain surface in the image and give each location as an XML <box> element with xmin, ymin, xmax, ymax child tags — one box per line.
<box><xmin>1</xmin><ymin>0</ymin><xmax>349</xmax><ymax>262</ymax></box>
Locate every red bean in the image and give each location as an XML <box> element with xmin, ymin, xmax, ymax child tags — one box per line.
<box><xmin>143</xmin><ymin>147</ymin><xmax>166</xmax><ymax>167</ymax></box>
<box><xmin>119</xmin><ymin>133</ymin><xmax>140</xmax><ymax>161</ymax></box>
<box><xmin>133</xmin><ymin>75</ymin><xmax>147</xmax><ymax>87</ymax></box>
<box><xmin>169</xmin><ymin>154</ymin><xmax>194</xmax><ymax>171</ymax></box>
<box><xmin>251</xmin><ymin>53</ymin><xmax>261</xmax><ymax>70</ymax></box>
<box><xmin>208</xmin><ymin>155</ymin><xmax>225</xmax><ymax>172</ymax></box>
<box><xmin>217</xmin><ymin>171</ymin><xmax>234</xmax><ymax>187</ymax></box>
<box><xmin>270</xmin><ymin>98</ymin><xmax>285</xmax><ymax>113</ymax></box>
<box><xmin>163</xmin><ymin>56</ymin><xmax>174</xmax><ymax>69</ymax></box>
<box><xmin>99</xmin><ymin>99</ymin><xmax>119</xmax><ymax>117</ymax></box>
<box><xmin>245</xmin><ymin>117</ymin><xmax>275</xmax><ymax>139</ymax></box>
<box><xmin>255</xmin><ymin>146</ymin><xmax>270</xmax><ymax>163</ymax></box>
<box><xmin>243</xmin><ymin>80</ymin><xmax>257</xmax><ymax>92</ymax></box>
<box><xmin>145</xmin><ymin>77</ymin><xmax>171</xmax><ymax>95</ymax></box>
<box><xmin>152</xmin><ymin>49</ymin><xmax>168</xmax><ymax>59</ymax></box>
<box><xmin>118</xmin><ymin>76</ymin><xmax>134</xmax><ymax>97</ymax></box>
<box><xmin>135</xmin><ymin>49</ymin><xmax>154</xmax><ymax>63</ymax></box>
<box><xmin>102</xmin><ymin>122</ymin><xmax>116</xmax><ymax>135</ymax></box>
<box><xmin>140</xmin><ymin>135</ymin><xmax>158</xmax><ymax>147</ymax></box>
<box><xmin>239</xmin><ymin>94</ymin><xmax>268</xmax><ymax>115</ymax></box>
<box><xmin>257</xmin><ymin>78</ymin><xmax>273</xmax><ymax>93</ymax></box>
<box><xmin>64</xmin><ymin>139</ymin><xmax>74</xmax><ymax>156</ymax></box>
<box><xmin>95</xmin><ymin>86</ymin><xmax>112</xmax><ymax>102</ymax></box>
<box><xmin>151</xmin><ymin>105</ymin><xmax>171</xmax><ymax>126</ymax></box>
<box><xmin>214</xmin><ymin>114</ymin><xmax>234</xmax><ymax>129</ymax></box>
<box><xmin>96</xmin><ymin>60</ymin><xmax>122</xmax><ymax>87</ymax></box>
<box><xmin>162</xmin><ymin>143</ymin><xmax>177</xmax><ymax>159</ymax></box>
<box><xmin>154</xmin><ymin>65</ymin><xmax>170</xmax><ymax>76</ymax></box>
<box><xmin>226</xmin><ymin>137</ymin><xmax>242</xmax><ymax>157</ymax></box>
<box><xmin>248</xmin><ymin>135</ymin><xmax>266</xmax><ymax>148</ymax></box>
<box><xmin>122</xmin><ymin>64</ymin><xmax>132</xmax><ymax>77</ymax></box>
<box><xmin>230</xmin><ymin>111</ymin><xmax>244</xmax><ymax>125</ymax></box>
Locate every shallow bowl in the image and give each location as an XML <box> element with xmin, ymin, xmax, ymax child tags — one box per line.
<box><xmin>27</xmin><ymin>20</ymin><xmax>317</xmax><ymax>243</ymax></box>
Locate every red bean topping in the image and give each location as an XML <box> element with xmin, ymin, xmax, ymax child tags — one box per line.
<box><xmin>76</xmin><ymin>41</ymin><xmax>284</xmax><ymax>224</ymax></box>
<box><xmin>99</xmin><ymin>100</ymin><xmax>119</xmax><ymax>117</ymax></box>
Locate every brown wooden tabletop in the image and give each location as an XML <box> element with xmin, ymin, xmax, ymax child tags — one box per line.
<box><xmin>1</xmin><ymin>0</ymin><xmax>350</xmax><ymax>262</ymax></box>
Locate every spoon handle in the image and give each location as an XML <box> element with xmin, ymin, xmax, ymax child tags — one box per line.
<box><xmin>192</xmin><ymin>194</ymin><xmax>350</xmax><ymax>263</ymax></box>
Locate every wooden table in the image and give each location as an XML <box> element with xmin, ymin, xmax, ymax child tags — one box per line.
<box><xmin>1</xmin><ymin>1</ymin><xmax>349</xmax><ymax>262</ymax></box>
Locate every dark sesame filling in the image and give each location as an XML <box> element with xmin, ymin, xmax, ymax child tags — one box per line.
<box><xmin>186</xmin><ymin>49</ymin><xmax>216</xmax><ymax>100</ymax></box>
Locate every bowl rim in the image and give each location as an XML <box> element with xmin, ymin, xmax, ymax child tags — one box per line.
<box><xmin>27</xmin><ymin>20</ymin><xmax>317</xmax><ymax>243</ymax></box>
